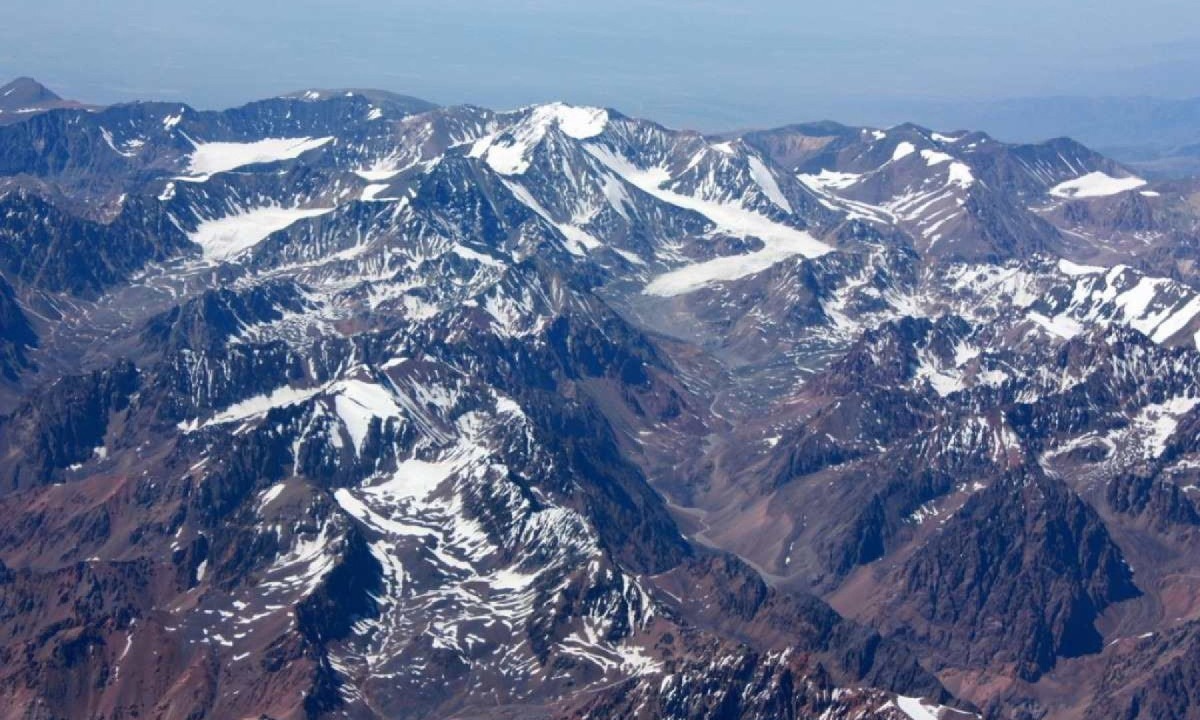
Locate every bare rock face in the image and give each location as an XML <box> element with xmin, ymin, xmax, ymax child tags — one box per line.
<box><xmin>0</xmin><ymin>275</ymin><xmax>35</xmax><ymax>381</ymax></box>
<box><xmin>883</xmin><ymin>469</ymin><xmax>1139</xmax><ymax>681</ymax></box>
<box><xmin>1083</xmin><ymin>620</ymin><xmax>1200</xmax><ymax>720</ymax></box>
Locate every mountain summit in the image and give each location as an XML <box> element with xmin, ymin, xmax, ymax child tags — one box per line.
<box><xmin>0</xmin><ymin>76</ymin><xmax>61</xmax><ymax>108</ymax></box>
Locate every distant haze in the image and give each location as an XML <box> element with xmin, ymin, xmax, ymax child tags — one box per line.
<box><xmin>2</xmin><ymin>0</ymin><xmax>1199</xmax><ymax>135</ymax></box>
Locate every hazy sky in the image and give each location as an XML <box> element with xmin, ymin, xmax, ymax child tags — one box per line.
<box><xmin>2</xmin><ymin>0</ymin><xmax>1198</xmax><ymax>130</ymax></box>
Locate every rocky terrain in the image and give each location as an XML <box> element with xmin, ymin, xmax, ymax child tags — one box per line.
<box><xmin>1</xmin><ymin>77</ymin><xmax>1199</xmax><ymax>719</ymax></box>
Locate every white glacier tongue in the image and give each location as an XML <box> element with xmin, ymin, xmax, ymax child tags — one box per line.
<box><xmin>182</xmin><ymin>136</ymin><xmax>333</xmax><ymax>178</ymax></box>
<box><xmin>584</xmin><ymin>143</ymin><xmax>830</xmax><ymax>296</ymax></box>
<box><xmin>1049</xmin><ymin>171</ymin><xmax>1146</xmax><ymax>199</ymax></box>
<box><xmin>189</xmin><ymin>204</ymin><xmax>335</xmax><ymax>260</ymax></box>
<box><xmin>642</xmin><ymin>243</ymin><xmax>812</xmax><ymax>297</ymax></box>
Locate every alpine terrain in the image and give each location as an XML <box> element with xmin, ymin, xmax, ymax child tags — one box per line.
<box><xmin>1</xmin><ymin>76</ymin><xmax>1200</xmax><ymax>719</ymax></box>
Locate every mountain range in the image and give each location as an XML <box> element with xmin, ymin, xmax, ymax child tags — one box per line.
<box><xmin>826</xmin><ymin>95</ymin><xmax>1200</xmax><ymax>179</ymax></box>
<box><xmin>1</xmin><ymin>76</ymin><xmax>1199</xmax><ymax>719</ymax></box>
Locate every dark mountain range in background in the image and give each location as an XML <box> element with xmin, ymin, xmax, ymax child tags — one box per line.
<box><xmin>0</xmin><ymin>78</ymin><xmax>1199</xmax><ymax>719</ymax></box>
<box><xmin>0</xmin><ymin>77</ymin><xmax>88</xmax><ymax>123</ymax></box>
<box><xmin>782</xmin><ymin>94</ymin><xmax>1200</xmax><ymax>180</ymax></box>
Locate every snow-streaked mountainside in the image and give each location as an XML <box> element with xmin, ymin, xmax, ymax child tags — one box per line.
<box><xmin>1</xmin><ymin>79</ymin><xmax>1200</xmax><ymax>720</ymax></box>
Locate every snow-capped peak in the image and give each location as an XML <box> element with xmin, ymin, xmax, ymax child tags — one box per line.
<box><xmin>469</xmin><ymin>102</ymin><xmax>608</xmax><ymax>175</ymax></box>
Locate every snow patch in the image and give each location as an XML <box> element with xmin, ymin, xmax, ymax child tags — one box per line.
<box><xmin>361</xmin><ymin>183</ymin><xmax>394</xmax><ymax>201</ymax></box>
<box><xmin>1152</xmin><ymin>294</ymin><xmax>1200</xmax><ymax>344</ymax></box>
<box><xmin>180</xmin><ymin>384</ymin><xmax>324</xmax><ymax>431</ymax></box>
<box><xmin>355</xmin><ymin>168</ymin><xmax>401</xmax><ymax>182</ymax></box>
<box><xmin>643</xmin><ymin>244</ymin><xmax>812</xmax><ymax>297</ymax></box>
<box><xmin>1050</xmin><ymin>171</ymin><xmax>1146</xmax><ymax>199</ymax></box>
<box><xmin>746</xmin><ymin>155</ymin><xmax>792</xmax><ymax>213</ymax></box>
<box><xmin>184</xmin><ymin>136</ymin><xmax>333</xmax><ymax>177</ymax></box>
<box><xmin>1133</xmin><ymin>395</ymin><xmax>1200</xmax><ymax>458</ymax></box>
<box><xmin>797</xmin><ymin>169</ymin><xmax>862</xmax><ymax>190</ymax></box>
<box><xmin>947</xmin><ymin>162</ymin><xmax>974</xmax><ymax>188</ymax></box>
<box><xmin>1028</xmin><ymin>311</ymin><xmax>1084</xmax><ymax>339</ymax></box>
<box><xmin>1057</xmin><ymin>258</ymin><xmax>1105</xmax><ymax>276</ymax></box>
<box><xmin>333</xmin><ymin>380</ymin><xmax>403</xmax><ymax>453</ymax></box>
<box><xmin>891</xmin><ymin>142</ymin><xmax>916</xmax><ymax>161</ymax></box>
<box><xmin>920</xmin><ymin>149</ymin><xmax>954</xmax><ymax>166</ymax></box>
<box><xmin>190</xmin><ymin>205</ymin><xmax>334</xmax><ymax>260</ymax></box>
<box><xmin>895</xmin><ymin>695</ymin><xmax>946</xmax><ymax>720</ymax></box>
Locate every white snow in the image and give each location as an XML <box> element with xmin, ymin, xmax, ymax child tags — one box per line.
<box><xmin>190</xmin><ymin>205</ymin><xmax>334</xmax><ymax>260</ymax></box>
<box><xmin>891</xmin><ymin>142</ymin><xmax>916</xmax><ymax>161</ymax></box>
<box><xmin>1057</xmin><ymin>258</ymin><xmax>1106</xmax><ymax>276</ymax></box>
<box><xmin>451</xmin><ymin>244</ymin><xmax>505</xmax><ymax>268</ymax></box>
<box><xmin>1115</xmin><ymin>276</ymin><xmax>1171</xmax><ymax>333</ymax></box>
<box><xmin>184</xmin><ymin>136</ymin><xmax>333</xmax><ymax>177</ymax></box>
<box><xmin>1152</xmin><ymin>294</ymin><xmax>1200</xmax><ymax>343</ymax></box>
<box><xmin>366</xmin><ymin>456</ymin><xmax>461</xmax><ymax>504</ymax></box>
<box><xmin>585</xmin><ymin>144</ymin><xmax>830</xmax><ymax>296</ymax></box>
<box><xmin>746</xmin><ymin>155</ymin><xmax>792</xmax><ymax>212</ymax></box>
<box><xmin>1140</xmin><ymin>190</ymin><xmax>1161</xmax><ymax>197</ymax></box>
<box><xmin>882</xmin><ymin>695</ymin><xmax>977</xmax><ymax>720</ymax></box>
<box><xmin>502</xmin><ymin>179</ymin><xmax>601</xmax><ymax>255</ymax></box>
<box><xmin>257</xmin><ymin>483</ymin><xmax>287</xmax><ymax>512</ymax></box>
<box><xmin>643</xmin><ymin>244</ymin><xmax>813</xmax><ymax>297</ymax></box>
<box><xmin>616</xmin><ymin>644</ymin><xmax>663</xmax><ymax>675</ymax></box>
<box><xmin>472</xmin><ymin>137</ymin><xmax>529</xmax><ymax>176</ymax></box>
<box><xmin>263</xmin><ymin>521</ymin><xmax>338</xmax><ymax>596</ymax></box>
<box><xmin>895</xmin><ymin>695</ymin><xmax>944</xmax><ymax>720</ymax></box>
<box><xmin>333</xmin><ymin>380</ymin><xmax>404</xmax><ymax>453</ymax></box>
<box><xmin>470</xmin><ymin>103</ymin><xmax>607</xmax><ymax>175</ymax></box>
<box><xmin>931</xmin><ymin>132</ymin><xmax>962</xmax><ymax>143</ymax></box>
<box><xmin>920</xmin><ymin>367</ymin><xmax>966</xmax><ymax>397</ymax></box>
<box><xmin>1028</xmin><ymin>311</ymin><xmax>1084</xmax><ymax>339</ymax></box>
<box><xmin>1049</xmin><ymin>171</ymin><xmax>1146</xmax><ymax>199</ymax></box>
<box><xmin>947</xmin><ymin>162</ymin><xmax>975</xmax><ymax>188</ymax></box>
<box><xmin>181</xmin><ymin>384</ymin><xmax>324</xmax><ymax>431</ymax></box>
<box><xmin>920</xmin><ymin>149</ymin><xmax>954</xmax><ymax>166</ymax></box>
<box><xmin>547</xmin><ymin>104</ymin><xmax>609</xmax><ymax>139</ymax></box>
<box><xmin>1133</xmin><ymin>395</ymin><xmax>1200</xmax><ymax>458</ymax></box>
<box><xmin>796</xmin><ymin>169</ymin><xmax>862</xmax><ymax>190</ymax></box>
<box><xmin>601</xmin><ymin>173</ymin><xmax>633</xmax><ymax>218</ymax></box>
<box><xmin>361</xmin><ymin>183</ymin><xmax>393</xmax><ymax>201</ymax></box>
<box><xmin>355</xmin><ymin>168</ymin><xmax>401</xmax><ymax>182</ymax></box>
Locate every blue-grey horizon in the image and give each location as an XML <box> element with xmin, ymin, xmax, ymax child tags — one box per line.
<box><xmin>2</xmin><ymin>0</ymin><xmax>1198</xmax><ymax>133</ymax></box>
